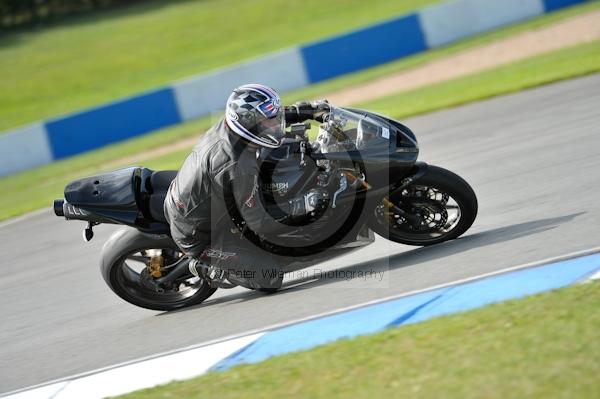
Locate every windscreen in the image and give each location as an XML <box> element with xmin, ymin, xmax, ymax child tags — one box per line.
<box><xmin>315</xmin><ymin>107</ymin><xmax>392</xmax><ymax>153</ymax></box>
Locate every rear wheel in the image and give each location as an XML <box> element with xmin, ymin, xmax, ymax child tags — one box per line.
<box><xmin>100</xmin><ymin>228</ymin><xmax>217</xmax><ymax>311</ymax></box>
<box><xmin>369</xmin><ymin>165</ymin><xmax>477</xmax><ymax>246</ymax></box>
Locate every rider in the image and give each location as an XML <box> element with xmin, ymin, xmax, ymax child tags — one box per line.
<box><xmin>164</xmin><ymin>83</ymin><xmax>327</xmax><ymax>290</ymax></box>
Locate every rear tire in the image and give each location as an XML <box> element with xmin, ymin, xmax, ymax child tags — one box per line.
<box><xmin>369</xmin><ymin>165</ymin><xmax>478</xmax><ymax>246</ymax></box>
<box><xmin>100</xmin><ymin>228</ymin><xmax>217</xmax><ymax>311</ymax></box>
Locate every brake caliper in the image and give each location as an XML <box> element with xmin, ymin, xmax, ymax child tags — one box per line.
<box><xmin>147</xmin><ymin>250</ymin><xmax>164</xmax><ymax>278</ymax></box>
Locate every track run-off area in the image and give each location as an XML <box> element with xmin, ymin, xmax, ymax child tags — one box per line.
<box><xmin>1</xmin><ymin>74</ymin><xmax>600</xmax><ymax>394</ymax></box>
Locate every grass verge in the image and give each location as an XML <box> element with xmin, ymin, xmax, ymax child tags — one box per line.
<box><xmin>283</xmin><ymin>0</ymin><xmax>600</xmax><ymax>103</ymax></box>
<box><xmin>0</xmin><ymin>117</ymin><xmax>208</xmax><ymax>220</ymax></box>
<box><xmin>1</xmin><ymin>39</ymin><xmax>598</xmax><ymax>222</ymax></box>
<box><xmin>118</xmin><ymin>281</ymin><xmax>600</xmax><ymax>399</ymax></box>
<box><xmin>358</xmin><ymin>40</ymin><xmax>600</xmax><ymax>118</ymax></box>
<box><xmin>0</xmin><ymin>0</ymin><xmax>439</xmax><ymax>131</ymax></box>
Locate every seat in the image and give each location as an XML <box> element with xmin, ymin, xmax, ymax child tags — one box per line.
<box><xmin>150</xmin><ymin>170</ymin><xmax>178</xmax><ymax>193</ymax></box>
<box><xmin>148</xmin><ymin>170</ymin><xmax>177</xmax><ymax>223</ymax></box>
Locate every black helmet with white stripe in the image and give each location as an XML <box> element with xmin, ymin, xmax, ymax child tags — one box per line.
<box><xmin>225</xmin><ymin>84</ymin><xmax>285</xmax><ymax>148</ymax></box>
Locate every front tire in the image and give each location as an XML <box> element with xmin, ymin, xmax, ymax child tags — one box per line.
<box><xmin>100</xmin><ymin>228</ymin><xmax>217</xmax><ymax>311</ymax></box>
<box><xmin>369</xmin><ymin>165</ymin><xmax>478</xmax><ymax>246</ymax></box>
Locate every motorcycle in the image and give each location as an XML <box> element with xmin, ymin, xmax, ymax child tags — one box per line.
<box><xmin>53</xmin><ymin>105</ymin><xmax>478</xmax><ymax>311</ymax></box>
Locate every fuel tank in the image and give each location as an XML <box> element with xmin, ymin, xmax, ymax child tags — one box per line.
<box><xmin>258</xmin><ymin>141</ymin><xmax>318</xmax><ymax>200</ymax></box>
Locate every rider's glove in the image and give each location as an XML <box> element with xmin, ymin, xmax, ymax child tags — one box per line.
<box><xmin>287</xmin><ymin>188</ymin><xmax>329</xmax><ymax>218</ymax></box>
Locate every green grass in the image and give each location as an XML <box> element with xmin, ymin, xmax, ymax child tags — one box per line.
<box><xmin>0</xmin><ymin>0</ymin><xmax>440</xmax><ymax>131</ymax></box>
<box><xmin>358</xmin><ymin>40</ymin><xmax>600</xmax><ymax>119</ymax></box>
<box><xmin>118</xmin><ymin>281</ymin><xmax>600</xmax><ymax>399</ymax></box>
<box><xmin>1</xmin><ymin>0</ymin><xmax>599</xmax><ymax>221</ymax></box>
<box><xmin>283</xmin><ymin>0</ymin><xmax>600</xmax><ymax>104</ymax></box>
<box><xmin>0</xmin><ymin>117</ymin><xmax>210</xmax><ymax>219</ymax></box>
<box><xmin>2</xmin><ymin>39</ymin><xmax>598</xmax><ymax>222</ymax></box>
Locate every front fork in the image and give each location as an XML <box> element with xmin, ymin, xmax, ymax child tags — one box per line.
<box><xmin>382</xmin><ymin>162</ymin><xmax>429</xmax><ymax>226</ymax></box>
<box><xmin>346</xmin><ymin>161</ymin><xmax>428</xmax><ymax>226</ymax></box>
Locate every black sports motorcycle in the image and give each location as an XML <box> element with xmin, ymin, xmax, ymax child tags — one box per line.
<box><xmin>54</xmin><ymin>106</ymin><xmax>478</xmax><ymax>311</ymax></box>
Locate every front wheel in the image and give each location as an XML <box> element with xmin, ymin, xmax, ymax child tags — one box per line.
<box><xmin>369</xmin><ymin>165</ymin><xmax>478</xmax><ymax>246</ymax></box>
<box><xmin>100</xmin><ymin>228</ymin><xmax>217</xmax><ymax>311</ymax></box>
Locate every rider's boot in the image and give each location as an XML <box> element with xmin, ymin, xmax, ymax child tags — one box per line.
<box><xmin>188</xmin><ymin>259</ymin><xmax>236</xmax><ymax>289</ymax></box>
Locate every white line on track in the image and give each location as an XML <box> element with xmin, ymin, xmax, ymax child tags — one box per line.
<box><xmin>4</xmin><ymin>244</ymin><xmax>600</xmax><ymax>398</ymax></box>
<box><xmin>587</xmin><ymin>270</ymin><xmax>600</xmax><ymax>281</ymax></box>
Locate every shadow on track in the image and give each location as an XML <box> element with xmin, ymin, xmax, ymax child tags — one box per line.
<box><xmin>159</xmin><ymin>212</ymin><xmax>583</xmax><ymax>315</ymax></box>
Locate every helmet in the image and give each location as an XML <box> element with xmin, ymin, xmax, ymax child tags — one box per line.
<box><xmin>225</xmin><ymin>84</ymin><xmax>285</xmax><ymax>148</ymax></box>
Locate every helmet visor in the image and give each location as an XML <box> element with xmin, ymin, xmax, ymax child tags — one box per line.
<box><xmin>255</xmin><ymin>111</ymin><xmax>285</xmax><ymax>145</ymax></box>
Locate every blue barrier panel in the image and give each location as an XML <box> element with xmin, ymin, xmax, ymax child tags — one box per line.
<box><xmin>300</xmin><ymin>14</ymin><xmax>426</xmax><ymax>83</ymax></box>
<box><xmin>46</xmin><ymin>88</ymin><xmax>181</xmax><ymax>159</ymax></box>
<box><xmin>543</xmin><ymin>0</ymin><xmax>588</xmax><ymax>12</ymax></box>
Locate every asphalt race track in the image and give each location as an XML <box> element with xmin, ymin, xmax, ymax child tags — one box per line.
<box><xmin>2</xmin><ymin>74</ymin><xmax>600</xmax><ymax>393</ymax></box>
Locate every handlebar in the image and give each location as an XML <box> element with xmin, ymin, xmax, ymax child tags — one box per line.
<box><xmin>285</xmin><ymin>101</ymin><xmax>330</xmax><ymax>124</ymax></box>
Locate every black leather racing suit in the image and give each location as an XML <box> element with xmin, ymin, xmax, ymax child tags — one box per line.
<box><xmin>163</xmin><ymin>116</ymin><xmax>319</xmax><ymax>289</ymax></box>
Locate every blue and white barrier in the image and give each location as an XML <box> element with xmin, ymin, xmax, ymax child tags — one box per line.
<box><xmin>4</xmin><ymin>249</ymin><xmax>600</xmax><ymax>399</ymax></box>
<box><xmin>300</xmin><ymin>13</ymin><xmax>427</xmax><ymax>83</ymax></box>
<box><xmin>420</xmin><ymin>0</ymin><xmax>546</xmax><ymax>47</ymax></box>
<box><xmin>0</xmin><ymin>124</ymin><xmax>53</xmax><ymax>175</ymax></box>
<box><xmin>173</xmin><ymin>48</ymin><xmax>310</xmax><ymax>121</ymax></box>
<box><xmin>0</xmin><ymin>0</ymin><xmax>588</xmax><ymax>177</ymax></box>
